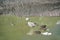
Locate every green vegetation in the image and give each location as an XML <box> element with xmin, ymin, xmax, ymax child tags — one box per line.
<box><xmin>0</xmin><ymin>15</ymin><xmax>60</xmax><ymax>40</ymax></box>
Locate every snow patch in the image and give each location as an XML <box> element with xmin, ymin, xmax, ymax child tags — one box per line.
<box><xmin>41</xmin><ymin>32</ymin><xmax>52</xmax><ymax>36</ymax></box>
<box><xmin>26</xmin><ymin>18</ymin><xmax>29</xmax><ymax>21</ymax></box>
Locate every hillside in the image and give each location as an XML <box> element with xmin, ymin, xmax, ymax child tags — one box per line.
<box><xmin>0</xmin><ymin>15</ymin><xmax>60</xmax><ymax>40</ymax></box>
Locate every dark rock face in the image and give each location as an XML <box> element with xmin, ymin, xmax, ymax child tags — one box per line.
<box><xmin>0</xmin><ymin>13</ymin><xmax>3</xmax><ymax>15</ymax></box>
<box><xmin>1</xmin><ymin>0</ymin><xmax>60</xmax><ymax>16</ymax></box>
<box><xmin>8</xmin><ymin>0</ymin><xmax>60</xmax><ymax>3</ymax></box>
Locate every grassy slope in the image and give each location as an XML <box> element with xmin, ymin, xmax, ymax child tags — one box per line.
<box><xmin>0</xmin><ymin>15</ymin><xmax>60</xmax><ymax>40</ymax></box>
<box><xmin>0</xmin><ymin>15</ymin><xmax>30</xmax><ymax>40</ymax></box>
